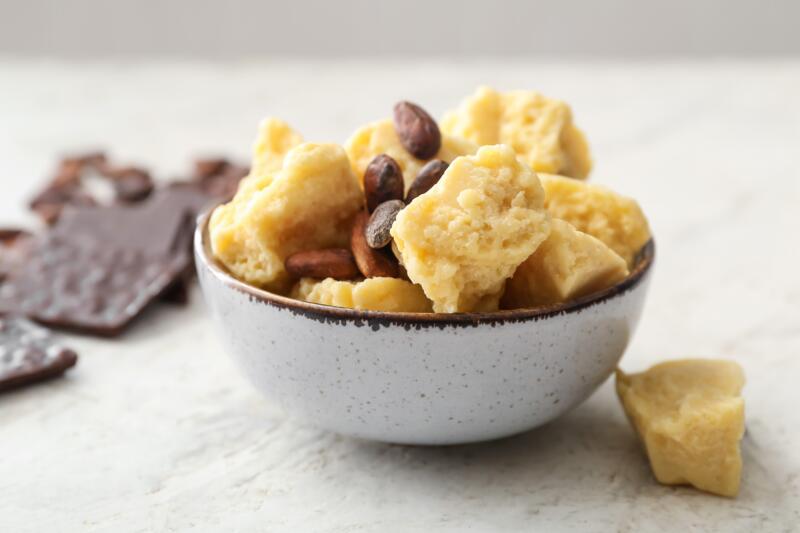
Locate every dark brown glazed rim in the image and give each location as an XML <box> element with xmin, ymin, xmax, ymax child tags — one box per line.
<box><xmin>196</xmin><ymin>210</ymin><xmax>655</xmax><ymax>327</ymax></box>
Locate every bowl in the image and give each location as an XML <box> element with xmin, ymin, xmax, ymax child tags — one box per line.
<box><xmin>195</xmin><ymin>210</ymin><xmax>655</xmax><ymax>445</ymax></box>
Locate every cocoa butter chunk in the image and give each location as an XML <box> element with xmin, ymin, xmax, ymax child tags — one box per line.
<box><xmin>350</xmin><ymin>211</ymin><xmax>400</xmax><ymax>278</ymax></box>
<box><xmin>616</xmin><ymin>360</ymin><xmax>745</xmax><ymax>497</ymax></box>
<box><xmin>363</xmin><ymin>154</ymin><xmax>404</xmax><ymax>212</ymax></box>
<box><xmin>365</xmin><ymin>200</ymin><xmax>404</xmax><ymax>249</ymax></box>
<box><xmin>406</xmin><ymin>159</ymin><xmax>448</xmax><ymax>203</ymax></box>
<box><xmin>392</xmin><ymin>101</ymin><xmax>441</xmax><ymax>159</ymax></box>
<box><xmin>285</xmin><ymin>249</ymin><xmax>360</xmax><ymax>280</ymax></box>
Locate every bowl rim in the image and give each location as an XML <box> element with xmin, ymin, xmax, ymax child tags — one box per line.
<box><xmin>195</xmin><ymin>209</ymin><xmax>655</xmax><ymax>326</ymax></box>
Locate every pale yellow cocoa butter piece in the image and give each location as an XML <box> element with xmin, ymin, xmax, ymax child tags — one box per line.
<box><xmin>292</xmin><ymin>277</ymin><xmax>432</xmax><ymax>312</ymax></box>
<box><xmin>539</xmin><ymin>174</ymin><xmax>650</xmax><ymax>267</ymax></box>
<box><xmin>503</xmin><ymin>218</ymin><xmax>628</xmax><ymax>308</ymax></box>
<box><xmin>616</xmin><ymin>359</ymin><xmax>745</xmax><ymax>498</ymax></box>
<box><xmin>441</xmin><ymin>86</ymin><xmax>592</xmax><ymax>179</ymax></box>
<box><xmin>210</xmin><ymin>142</ymin><xmax>363</xmax><ymax>292</ymax></box>
<box><xmin>391</xmin><ymin>144</ymin><xmax>551</xmax><ymax>313</ymax></box>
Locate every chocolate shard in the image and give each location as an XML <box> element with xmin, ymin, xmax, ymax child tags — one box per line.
<box><xmin>29</xmin><ymin>153</ymin><xmax>154</xmax><ymax>224</ymax></box>
<box><xmin>0</xmin><ymin>228</ymin><xmax>33</xmax><ymax>283</ymax></box>
<box><xmin>190</xmin><ymin>157</ymin><xmax>249</xmax><ymax>201</ymax></box>
<box><xmin>0</xmin><ymin>315</ymin><xmax>78</xmax><ymax>392</ymax></box>
<box><xmin>0</xmin><ymin>187</ymin><xmax>206</xmax><ymax>336</ymax></box>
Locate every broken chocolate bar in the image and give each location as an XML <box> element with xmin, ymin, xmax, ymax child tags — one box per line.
<box><xmin>0</xmin><ymin>234</ymin><xmax>189</xmax><ymax>336</ymax></box>
<box><xmin>0</xmin><ymin>228</ymin><xmax>32</xmax><ymax>283</ymax></box>
<box><xmin>0</xmin><ymin>187</ymin><xmax>206</xmax><ymax>336</ymax></box>
<box><xmin>190</xmin><ymin>157</ymin><xmax>249</xmax><ymax>201</ymax></box>
<box><xmin>29</xmin><ymin>152</ymin><xmax>155</xmax><ymax>224</ymax></box>
<box><xmin>0</xmin><ymin>315</ymin><xmax>78</xmax><ymax>392</ymax></box>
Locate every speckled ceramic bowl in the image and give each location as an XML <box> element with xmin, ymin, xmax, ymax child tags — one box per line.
<box><xmin>196</xmin><ymin>211</ymin><xmax>655</xmax><ymax>445</ymax></box>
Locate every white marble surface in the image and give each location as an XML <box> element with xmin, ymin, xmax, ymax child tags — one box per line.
<box><xmin>0</xmin><ymin>59</ymin><xmax>798</xmax><ymax>532</ymax></box>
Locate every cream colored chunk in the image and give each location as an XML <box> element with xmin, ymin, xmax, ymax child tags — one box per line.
<box><xmin>391</xmin><ymin>144</ymin><xmax>551</xmax><ymax>313</ymax></box>
<box><xmin>540</xmin><ymin>174</ymin><xmax>650</xmax><ymax>267</ymax></box>
<box><xmin>213</xmin><ymin>118</ymin><xmax>304</xmax><ymax>247</ymax></box>
<box><xmin>502</xmin><ymin>219</ymin><xmax>628</xmax><ymax>308</ymax></box>
<box><xmin>291</xmin><ymin>277</ymin><xmax>355</xmax><ymax>308</ymax></box>
<box><xmin>441</xmin><ymin>86</ymin><xmax>592</xmax><ymax>179</ymax></box>
<box><xmin>210</xmin><ymin>143</ymin><xmax>363</xmax><ymax>292</ymax></box>
<box><xmin>251</xmin><ymin>117</ymin><xmax>304</xmax><ymax>177</ymax></box>
<box><xmin>292</xmin><ymin>277</ymin><xmax>432</xmax><ymax>312</ymax></box>
<box><xmin>235</xmin><ymin>117</ymin><xmax>304</xmax><ymax>198</ymax></box>
<box><xmin>616</xmin><ymin>360</ymin><xmax>745</xmax><ymax>498</ymax></box>
<box><xmin>344</xmin><ymin>119</ymin><xmax>477</xmax><ymax>191</ymax></box>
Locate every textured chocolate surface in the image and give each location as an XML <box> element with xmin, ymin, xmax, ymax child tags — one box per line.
<box><xmin>52</xmin><ymin>184</ymin><xmax>210</xmax><ymax>254</ymax></box>
<box><xmin>190</xmin><ymin>158</ymin><xmax>249</xmax><ymax>201</ymax></box>
<box><xmin>0</xmin><ymin>188</ymin><xmax>204</xmax><ymax>336</ymax></box>
<box><xmin>0</xmin><ymin>315</ymin><xmax>78</xmax><ymax>392</ymax></box>
<box><xmin>0</xmin><ymin>234</ymin><xmax>190</xmax><ymax>336</ymax></box>
<box><xmin>0</xmin><ymin>228</ymin><xmax>33</xmax><ymax>283</ymax></box>
<box><xmin>29</xmin><ymin>152</ymin><xmax>155</xmax><ymax>224</ymax></box>
<box><xmin>11</xmin><ymin>154</ymin><xmax>245</xmax><ymax>330</ymax></box>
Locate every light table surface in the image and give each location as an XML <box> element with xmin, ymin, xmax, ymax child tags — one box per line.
<box><xmin>0</xmin><ymin>59</ymin><xmax>798</xmax><ymax>532</ymax></box>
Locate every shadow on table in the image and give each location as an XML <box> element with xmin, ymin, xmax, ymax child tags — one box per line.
<box><xmin>341</xmin><ymin>393</ymin><xmax>792</xmax><ymax>524</ymax></box>
<box><xmin>345</xmin><ymin>394</ymin><xmax>655</xmax><ymax>504</ymax></box>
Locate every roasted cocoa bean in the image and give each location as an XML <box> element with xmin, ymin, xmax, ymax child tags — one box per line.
<box><xmin>350</xmin><ymin>211</ymin><xmax>400</xmax><ymax>278</ymax></box>
<box><xmin>363</xmin><ymin>154</ymin><xmax>404</xmax><ymax>212</ymax></box>
<box><xmin>406</xmin><ymin>159</ymin><xmax>448</xmax><ymax>203</ymax></box>
<box><xmin>285</xmin><ymin>248</ymin><xmax>360</xmax><ymax>280</ymax></box>
<box><xmin>393</xmin><ymin>101</ymin><xmax>441</xmax><ymax>159</ymax></box>
<box><xmin>365</xmin><ymin>200</ymin><xmax>404</xmax><ymax>249</ymax></box>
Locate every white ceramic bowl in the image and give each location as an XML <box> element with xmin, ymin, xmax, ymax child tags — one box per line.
<box><xmin>196</xmin><ymin>211</ymin><xmax>655</xmax><ymax>445</ymax></box>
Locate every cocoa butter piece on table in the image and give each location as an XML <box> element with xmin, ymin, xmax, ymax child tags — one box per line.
<box><xmin>363</xmin><ymin>154</ymin><xmax>404</xmax><ymax>212</ymax></box>
<box><xmin>365</xmin><ymin>200</ymin><xmax>404</xmax><ymax>249</ymax></box>
<box><xmin>350</xmin><ymin>211</ymin><xmax>400</xmax><ymax>278</ymax></box>
<box><xmin>0</xmin><ymin>315</ymin><xmax>78</xmax><ymax>393</ymax></box>
<box><xmin>285</xmin><ymin>249</ymin><xmax>360</xmax><ymax>280</ymax></box>
<box><xmin>393</xmin><ymin>101</ymin><xmax>442</xmax><ymax>159</ymax></box>
<box><xmin>406</xmin><ymin>159</ymin><xmax>448</xmax><ymax>203</ymax></box>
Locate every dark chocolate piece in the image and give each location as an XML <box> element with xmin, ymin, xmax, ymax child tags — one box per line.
<box><xmin>29</xmin><ymin>152</ymin><xmax>154</xmax><ymax>224</ymax></box>
<box><xmin>193</xmin><ymin>157</ymin><xmax>230</xmax><ymax>180</ymax></box>
<box><xmin>0</xmin><ymin>188</ymin><xmax>204</xmax><ymax>336</ymax></box>
<box><xmin>0</xmin><ymin>234</ymin><xmax>189</xmax><ymax>336</ymax></box>
<box><xmin>52</xmin><ymin>184</ymin><xmax>210</xmax><ymax>254</ymax></box>
<box><xmin>0</xmin><ymin>315</ymin><xmax>78</xmax><ymax>392</ymax></box>
<box><xmin>190</xmin><ymin>158</ymin><xmax>249</xmax><ymax>201</ymax></box>
<box><xmin>0</xmin><ymin>228</ymin><xmax>33</xmax><ymax>283</ymax></box>
<box><xmin>102</xmin><ymin>166</ymin><xmax>154</xmax><ymax>202</ymax></box>
<box><xmin>30</xmin><ymin>185</ymin><xmax>97</xmax><ymax>225</ymax></box>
